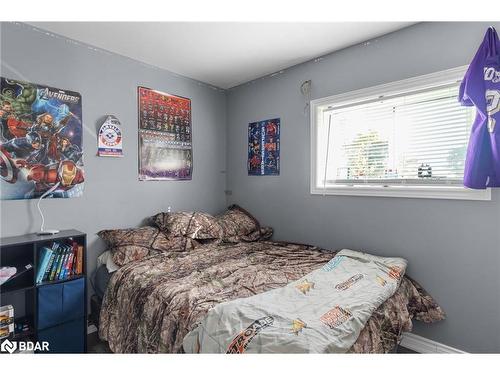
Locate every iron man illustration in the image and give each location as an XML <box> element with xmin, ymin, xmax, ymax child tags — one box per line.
<box><xmin>0</xmin><ymin>152</ymin><xmax>84</xmax><ymax>197</ymax></box>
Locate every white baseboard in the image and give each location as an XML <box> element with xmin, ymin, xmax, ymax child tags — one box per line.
<box><xmin>400</xmin><ymin>332</ymin><xmax>466</xmax><ymax>353</ymax></box>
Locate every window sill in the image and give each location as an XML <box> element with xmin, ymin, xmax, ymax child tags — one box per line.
<box><xmin>310</xmin><ymin>184</ymin><xmax>491</xmax><ymax>201</ymax></box>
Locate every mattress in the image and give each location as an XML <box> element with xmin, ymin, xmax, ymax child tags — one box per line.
<box><xmin>92</xmin><ymin>264</ymin><xmax>113</xmax><ymax>301</ymax></box>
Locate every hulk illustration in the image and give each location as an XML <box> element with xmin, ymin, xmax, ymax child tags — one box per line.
<box><xmin>0</xmin><ymin>79</ymin><xmax>37</xmax><ymax>118</ymax></box>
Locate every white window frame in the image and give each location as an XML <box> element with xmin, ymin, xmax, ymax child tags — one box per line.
<box><xmin>310</xmin><ymin>66</ymin><xmax>491</xmax><ymax>201</ymax></box>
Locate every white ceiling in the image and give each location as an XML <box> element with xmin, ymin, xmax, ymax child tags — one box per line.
<box><xmin>28</xmin><ymin>22</ymin><xmax>414</xmax><ymax>89</ymax></box>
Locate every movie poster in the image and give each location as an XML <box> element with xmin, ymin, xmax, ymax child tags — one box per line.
<box><xmin>138</xmin><ymin>87</ymin><xmax>192</xmax><ymax>180</ymax></box>
<box><xmin>0</xmin><ymin>77</ymin><xmax>84</xmax><ymax>200</ymax></box>
<box><xmin>248</xmin><ymin>118</ymin><xmax>280</xmax><ymax>176</ymax></box>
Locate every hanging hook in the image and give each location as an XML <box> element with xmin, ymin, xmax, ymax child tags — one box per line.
<box><xmin>300</xmin><ymin>80</ymin><xmax>312</xmax><ymax>115</ymax></box>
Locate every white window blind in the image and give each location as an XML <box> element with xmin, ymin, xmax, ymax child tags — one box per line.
<box><xmin>317</xmin><ymin>83</ymin><xmax>476</xmax><ymax>188</ymax></box>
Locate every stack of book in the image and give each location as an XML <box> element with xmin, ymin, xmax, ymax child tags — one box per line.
<box><xmin>0</xmin><ymin>305</ymin><xmax>14</xmax><ymax>340</ymax></box>
<box><xmin>35</xmin><ymin>241</ymin><xmax>84</xmax><ymax>285</ymax></box>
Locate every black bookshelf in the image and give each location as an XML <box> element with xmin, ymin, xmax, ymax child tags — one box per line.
<box><xmin>0</xmin><ymin>230</ymin><xmax>87</xmax><ymax>353</ymax></box>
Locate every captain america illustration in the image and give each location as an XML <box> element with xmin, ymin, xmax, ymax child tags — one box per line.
<box><xmin>1</xmin><ymin>131</ymin><xmax>47</xmax><ymax>164</ymax></box>
<box><xmin>459</xmin><ymin>27</ymin><xmax>500</xmax><ymax>188</ymax></box>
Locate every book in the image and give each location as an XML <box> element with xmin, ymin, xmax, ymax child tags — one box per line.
<box><xmin>42</xmin><ymin>242</ymin><xmax>59</xmax><ymax>282</ymax></box>
<box><xmin>57</xmin><ymin>245</ymin><xmax>70</xmax><ymax>280</ymax></box>
<box><xmin>63</xmin><ymin>244</ymin><xmax>73</xmax><ymax>277</ymax></box>
<box><xmin>62</xmin><ymin>244</ymin><xmax>73</xmax><ymax>279</ymax></box>
<box><xmin>65</xmin><ymin>244</ymin><xmax>74</xmax><ymax>277</ymax></box>
<box><xmin>36</xmin><ymin>247</ymin><xmax>51</xmax><ymax>284</ymax></box>
<box><xmin>65</xmin><ymin>253</ymin><xmax>73</xmax><ymax>278</ymax></box>
<box><xmin>48</xmin><ymin>248</ymin><xmax>58</xmax><ymax>281</ymax></box>
<box><xmin>65</xmin><ymin>244</ymin><xmax>76</xmax><ymax>277</ymax></box>
<box><xmin>49</xmin><ymin>247</ymin><xmax>63</xmax><ymax>281</ymax></box>
<box><xmin>70</xmin><ymin>242</ymin><xmax>79</xmax><ymax>276</ymax></box>
<box><xmin>56</xmin><ymin>245</ymin><xmax>66</xmax><ymax>280</ymax></box>
<box><xmin>72</xmin><ymin>244</ymin><xmax>78</xmax><ymax>275</ymax></box>
<box><xmin>51</xmin><ymin>241</ymin><xmax>60</xmax><ymax>254</ymax></box>
<box><xmin>76</xmin><ymin>245</ymin><xmax>83</xmax><ymax>275</ymax></box>
<box><xmin>42</xmin><ymin>250</ymin><xmax>57</xmax><ymax>282</ymax></box>
<box><xmin>36</xmin><ymin>247</ymin><xmax>53</xmax><ymax>284</ymax></box>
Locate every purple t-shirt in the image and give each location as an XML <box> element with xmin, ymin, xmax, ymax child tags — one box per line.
<box><xmin>459</xmin><ymin>27</ymin><xmax>500</xmax><ymax>189</ymax></box>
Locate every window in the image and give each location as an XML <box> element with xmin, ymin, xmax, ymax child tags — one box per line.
<box><xmin>310</xmin><ymin>67</ymin><xmax>490</xmax><ymax>200</ymax></box>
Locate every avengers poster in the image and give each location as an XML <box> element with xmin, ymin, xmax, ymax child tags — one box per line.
<box><xmin>0</xmin><ymin>77</ymin><xmax>84</xmax><ymax>200</ymax></box>
<box><xmin>248</xmin><ymin>118</ymin><xmax>280</xmax><ymax>176</ymax></box>
<box><xmin>138</xmin><ymin>87</ymin><xmax>192</xmax><ymax>180</ymax></box>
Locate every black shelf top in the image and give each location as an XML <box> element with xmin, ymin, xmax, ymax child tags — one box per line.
<box><xmin>0</xmin><ymin>229</ymin><xmax>86</xmax><ymax>247</ymax></box>
<box><xmin>1</xmin><ymin>274</ymin><xmax>86</xmax><ymax>293</ymax></box>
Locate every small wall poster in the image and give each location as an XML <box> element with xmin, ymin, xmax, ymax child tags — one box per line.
<box><xmin>248</xmin><ymin>118</ymin><xmax>280</xmax><ymax>176</ymax></box>
<box><xmin>0</xmin><ymin>77</ymin><xmax>84</xmax><ymax>200</ymax></box>
<box><xmin>98</xmin><ymin>115</ymin><xmax>123</xmax><ymax>157</ymax></box>
<box><xmin>138</xmin><ymin>87</ymin><xmax>192</xmax><ymax>180</ymax></box>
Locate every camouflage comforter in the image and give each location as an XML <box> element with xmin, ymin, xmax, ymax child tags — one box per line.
<box><xmin>99</xmin><ymin>241</ymin><xmax>445</xmax><ymax>353</ymax></box>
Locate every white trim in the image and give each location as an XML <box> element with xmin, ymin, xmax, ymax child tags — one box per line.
<box><xmin>309</xmin><ymin>66</ymin><xmax>492</xmax><ymax>201</ymax></box>
<box><xmin>400</xmin><ymin>332</ymin><xmax>467</xmax><ymax>354</ymax></box>
<box><xmin>310</xmin><ymin>66</ymin><xmax>469</xmax><ymax>110</ymax></box>
<box><xmin>310</xmin><ymin>184</ymin><xmax>491</xmax><ymax>201</ymax></box>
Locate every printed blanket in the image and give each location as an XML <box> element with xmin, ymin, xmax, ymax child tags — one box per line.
<box><xmin>183</xmin><ymin>249</ymin><xmax>407</xmax><ymax>353</ymax></box>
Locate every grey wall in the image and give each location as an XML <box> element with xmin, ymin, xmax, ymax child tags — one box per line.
<box><xmin>226</xmin><ymin>22</ymin><xmax>500</xmax><ymax>353</ymax></box>
<box><xmin>0</xmin><ymin>22</ymin><xmax>227</xmax><ymax>292</ymax></box>
<box><xmin>2</xmin><ymin>21</ymin><xmax>499</xmax><ymax>353</ymax></box>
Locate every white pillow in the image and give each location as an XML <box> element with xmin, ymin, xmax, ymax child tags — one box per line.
<box><xmin>96</xmin><ymin>250</ymin><xmax>120</xmax><ymax>273</ymax></box>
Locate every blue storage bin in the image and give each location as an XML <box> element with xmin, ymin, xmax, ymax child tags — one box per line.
<box><xmin>63</xmin><ymin>278</ymin><xmax>85</xmax><ymax>322</ymax></box>
<box><xmin>38</xmin><ymin>318</ymin><xmax>85</xmax><ymax>353</ymax></box>
<box><xmin>38</xmin><ymin>283</ymin><xmax>64</xmax><ymax>330</ymax></box>
<box><xmin>38</xmin><ymin>278</ymin><xmax>85</xmax><ymax>330</ymax></box>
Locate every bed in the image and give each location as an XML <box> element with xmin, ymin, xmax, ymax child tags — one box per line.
<box><xmin>95</xmin><ymin>206</ymin><xmax>444</xmax><ymax>354</ymax></box>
